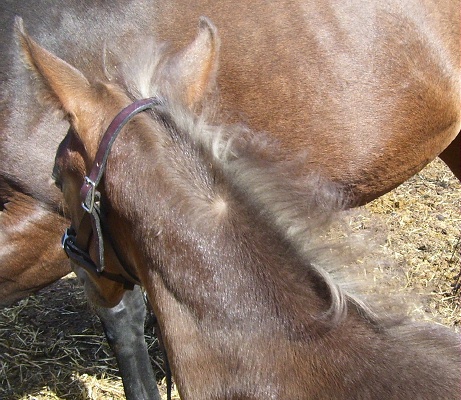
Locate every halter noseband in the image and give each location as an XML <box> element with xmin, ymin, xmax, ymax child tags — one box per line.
<box><xmin>61</xmin><ymin>97</ymin><xmax>162</xmax><ymax>289</ymax></box>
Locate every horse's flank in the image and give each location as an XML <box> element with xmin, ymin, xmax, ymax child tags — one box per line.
<box><xmin>151</xmin><ymin>0</ymin><xmax>461</xmax><ymax>202</ymax></box>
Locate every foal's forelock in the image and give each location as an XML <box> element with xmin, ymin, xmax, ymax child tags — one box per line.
<box><xmin>103</xmin><ymin>36</ymin><xmax>168</xmax><ymax>100</ymax></box>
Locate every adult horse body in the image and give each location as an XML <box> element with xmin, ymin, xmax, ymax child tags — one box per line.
<box><xmin>2</xmin><ymin>0</ymin><xmax>459</xmax><ymax>211</ymax></box>
<box><xmin>18</xmin><ymin>10</ymin><xmax>461</xmax><ymax>399</ymax></box>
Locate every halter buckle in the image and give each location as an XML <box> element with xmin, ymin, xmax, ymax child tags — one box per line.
<box><xmin>61</xmin><ymin>227</ymin><xmax>75</xmax><ymax>248</ymax></box>
<box><xmin>82</xmin><ymin>176</ymin><xmax>97</xmax><ymax>213</ymax></box>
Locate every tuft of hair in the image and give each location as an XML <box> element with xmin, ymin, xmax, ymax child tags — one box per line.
<box><xmin>102</xmin><ymin>35</ymin><xmax>168</xmax><ymax>100</ymax></box>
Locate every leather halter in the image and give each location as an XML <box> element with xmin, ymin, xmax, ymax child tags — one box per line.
<box><xmin>61</xmin><ymin>97</ymin><xmax>162</xmax><ymax>289</ymax></box>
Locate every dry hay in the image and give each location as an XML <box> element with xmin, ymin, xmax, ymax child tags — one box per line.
<box><xmin>364</xmin><ymin>158</ymin><xmax>460</xmax><ymax>326</ymax></box>
<box><xmin>0</xmin><ymin>277</ymin><xmax>181</xmax><ymax>399</ymax></box>
<box><xmin>0</xmin><ymin>158</ymin><xmax>459</xmax><ymax>399</ymax></box>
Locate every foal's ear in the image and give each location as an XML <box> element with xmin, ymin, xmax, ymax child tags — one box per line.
<box><xmin>166</xmin><ymin>17</ymin><xmax>220</xmax><ymax>109</ymax></box>
<box><xmin>15</xmin><ymin>17</ymin><xmax>96</xmax><ymax>122</ymax></box>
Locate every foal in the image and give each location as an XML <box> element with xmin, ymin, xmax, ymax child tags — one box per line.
<box><xmin>18</xmin><ymin>17</ymin><xmax>460</xmax><ymax>399</ymax></box>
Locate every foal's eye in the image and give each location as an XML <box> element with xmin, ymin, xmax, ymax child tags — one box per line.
<box><xmin>52</xmin><ymin>168</ymin><xmax>63</xmax><ymax>191</ymax></box>
<box><xmin>53</xmin><ymin>175</ymin><xmax>63</xmax><ymax>191</ymax></box>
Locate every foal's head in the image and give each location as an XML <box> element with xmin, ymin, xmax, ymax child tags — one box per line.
<box><xmin>16</xmin><ymin>16</ymin><xmax>220</xmax><ymax>306</ymax></box>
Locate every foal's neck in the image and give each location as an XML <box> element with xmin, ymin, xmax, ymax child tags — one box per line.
<box><xmin>110</xmin><ymin>111</ymin><xmax>343</xmax><ymax>314</ymax></box>
<box><xmin>104</xmin><ymin>117</ymin><xmax>354</xmax><ymax>398</ymax></box>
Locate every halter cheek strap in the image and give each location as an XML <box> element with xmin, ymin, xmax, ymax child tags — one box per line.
<box><xmin>81</xmin><ymin>97</ymin><xmax>162</xmax><ymax>215</ymax></box>
<box><xmin>62</xmin><ymin>97</ymin><xmax>162</xmax><ymax>289</ymax></box>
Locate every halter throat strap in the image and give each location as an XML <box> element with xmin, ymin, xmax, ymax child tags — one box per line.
<box><xmin>62</xmin><ymin>97</ymin><xmax>161</xmax><ymax>289</ymax></box>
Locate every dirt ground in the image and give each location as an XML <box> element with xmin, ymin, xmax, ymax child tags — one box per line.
<box><xmin>0</xmin><ymin>158</ymin><xmax>459</xmax><ymax>400</ymax></box>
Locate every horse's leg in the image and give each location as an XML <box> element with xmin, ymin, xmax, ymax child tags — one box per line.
<box><xmin>93</xmin><ymin>286</ymin><xmax>161</xmax><ymax>400</ymax></box>
<box><xmin>0</xmin><ymin>187</ymin><xmax>70</xmax><ymax>305</ymax></box>
<box><xmin>439</xmin><ymin>132</ymin><xmax>461</xmax><ymax>181</ymax></box>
